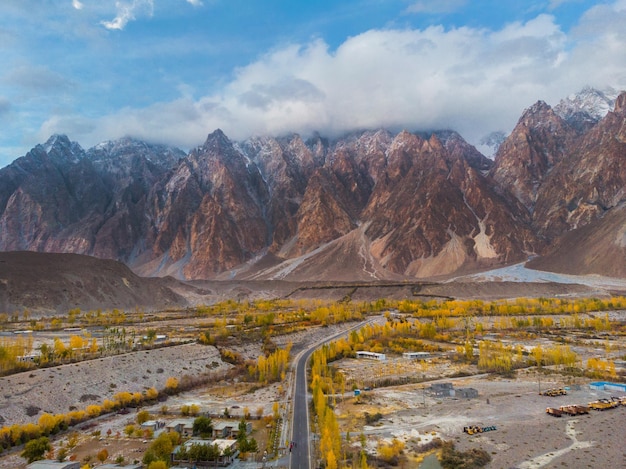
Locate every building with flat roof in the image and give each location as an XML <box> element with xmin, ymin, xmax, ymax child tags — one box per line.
<box><xmin>171</xmin><ymin>439</ymin><xmax>238</xmax><ymax>467</ymax></box>
<box><xmin>166</xmin><ymin>418</ymin><xmax>195</xmax><ymax>437</ymax></box>
<box><xmin>27</xmin><ymin>462</ymin><xmax>81</xmax><ymax>469</ymax></box>
<box><xmin>427</xmin><ymin>382</ymin><xmax>454</xmax><ymax>397</ymax></box>
<box><xmin>403</xmin><ymin>352</ymin><xmax>430</xmax><ymax>359</ymax></box>
<box><xmin>356</xmin><ymin>351</ymin><xmax>386</xmax><ymax>360</ymax></box>
<box><xmin>589</xmin><ymin>381</ymin><xmax>626</xmax><ymax>392</ymax></box>
<box><xmin>455</xmin><ymin>388</ymin><xmax>479</xmax><ymax>399</ymax></box>
<box><xmin>98</xmin><ymin>465</ymin><xmax>142</xmax><ymax>469</ymax></box>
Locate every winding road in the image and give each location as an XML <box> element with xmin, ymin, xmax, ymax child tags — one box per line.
<box><xmin>289</xmin><ymin>319</ymin><xmax>376</xmax><ymax>469</ymax></box>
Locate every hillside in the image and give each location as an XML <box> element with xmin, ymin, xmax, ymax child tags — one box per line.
<box><xmin>0</xmin><ymin>251</ymin><xmax>198</xmax><ymax>315</ymax></box>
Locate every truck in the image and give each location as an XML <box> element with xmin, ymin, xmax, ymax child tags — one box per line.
<box><xmin>588</xmin><ymin>398</ymin><xmax>619</xmax><ymax>410</ymax></box>
<box><xmin>546</xmin><ymin>407</ymin><xmax>563</xmax><ymax>417</ymax></box>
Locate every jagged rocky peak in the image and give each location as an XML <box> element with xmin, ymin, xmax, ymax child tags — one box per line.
<box><xmin>554</xmin><ymin>86</ymin><xmax>622</xmax><ymax>133</ymax></box>
<box><xmin>531</xmin><ymin>88</ymin><xmax>626</xmax><ymax>239</ymax></box>
<box><xmin>390</xmin><ymin>129</ymin><xmax>420</xmax><ymax>146</ymax></box>
<box><xmin>189</xmin><ymin>129</ymin><xmax>249</xmax><ymax>183</ymax></box>
<box><xmin>88</xmin><ymin>136</ymin><xmax>184</xmax><ymax>171</ymax></box>
<box><xmin>555</xmin><ymin>86</ymin><xmax>618</xmax><ymax>120</ymax></box>
<box><xmin>202</xmin><ymin>128</ymin><xmax>231</xmax><ymax>149</ymax></box>
<box><xmin>491</xmin><ymin>100</ymin><xmax>575</xmax><ymax>211</ymax></box>
<box><xmin>434</xmin><ymin>130</ymin><xmax>493</xmax><ymax>172</ymax></box>
<box><xmin>338</xmin><ymin>128</ymin><xmax>393</xmax><ymax>149</ymax></box>
<box><xmin>519</xmin><ymin>100</ymin><xmax>560</xmax><ymax>129</ymax></box>
<box><xmin>41</xmin><ymin>134</ymin><xmax>84</xmax><ymax>163</ymax></box>
<box><xmin>614</xmin><ymin>91</ymin><xmax>626</xmax><ymax>116</ymax></box>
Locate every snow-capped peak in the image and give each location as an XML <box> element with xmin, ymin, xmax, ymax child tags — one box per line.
<box><xmin>554</xmin><ymin>86</ymin><xmax>619</xmax><ymax>122</ymax></box>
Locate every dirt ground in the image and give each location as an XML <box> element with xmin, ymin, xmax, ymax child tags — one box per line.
<box><xmin>0</xmin><ymin>343</ymin><xmax>231</xmax><ymax>425</ymax></box>
<box><xmin>335</xmin><ymin>372</ymin><xmax>626</xmax><ymax>468</ymax></box>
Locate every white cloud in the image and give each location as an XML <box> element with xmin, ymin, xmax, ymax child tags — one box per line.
<box><xmin>101</xmin><ymin>0</ymin><xmax>154</xmax><ymax>30</ymax></box>
<box><xmin>3</xmin><ymin>64</ymin><xmax>73</xmax><ymax>92</ymax></box>
<box><xmin>406</xmin><ymin>0</ymin><xmax>466</xmax><ymax>14</ymax></box>
<box><xmin>185</xmin><ymin>0</ymin><xmax>203</xmax><ymax>6</ymax></box>
<box><xmin>39</xmin><ymin>2</ymin><xmax>626</xmax><ymax>152</ymax></box>
<box><xmin>72</xmin><ymin>0</ymin><xmax>84</xmax><ymax>10</ymax></box>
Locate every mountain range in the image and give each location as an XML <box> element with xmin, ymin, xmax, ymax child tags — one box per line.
<box><xmin>1</xmin><ymin>89</ymin><xmax>625</xmax><ymax>281</ymax></box>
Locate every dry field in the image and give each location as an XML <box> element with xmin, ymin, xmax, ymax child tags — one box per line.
<box><xmin>331</xmin><ymin>350</ymin><xmax>626</xmax><ymax>469</ymax></box>
<box><xmin>334</xmin><ymin>374</ymin><xmax>626</xmax><ymax>468</ymax></box>
<box><xmin>0</xmin><ymin>343</ymin><xmax>231</xmax><ymax>426</ymax></box>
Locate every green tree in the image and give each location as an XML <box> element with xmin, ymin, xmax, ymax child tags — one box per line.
<box><xmin>193</xmin><ymin>416</ymin><xmax>213</xmax><ymax>438</ymax></box>
<box><xmin>188</xmin><ymin>442</ymin><xmax>219</xmax><ymax>462</ymax></box>
<box><xmin>21</xmin><ymin>436</ymin><xmax>51</xmax><ymax>463</ymax></box>
<box><xmin>237</xmin><ymin>418</ymin><xmax>251</xmax><ymax>452</ymax></box>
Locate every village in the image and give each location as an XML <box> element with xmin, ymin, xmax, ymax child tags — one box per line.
<box><xmin>0</xmin><ymin>297</ymin><xmax>624</xmax><ymax>468</ymax></box>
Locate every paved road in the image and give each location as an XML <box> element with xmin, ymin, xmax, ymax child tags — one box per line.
<box><xmin>289</xmin><ymin>320</ymin><xmax>376</xmax><ymax>469</ymax></box>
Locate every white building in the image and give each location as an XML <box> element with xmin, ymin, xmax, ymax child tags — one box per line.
<box><xmin>356</xmin><ymin>351</ymin><xmax>386</xmax><ymax>360</ymax></box>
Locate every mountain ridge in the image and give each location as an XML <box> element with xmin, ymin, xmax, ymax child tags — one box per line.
<box><xmin>1</xmin><ymin>89</ymin><xmax>626</xmax><ymax>281</ymax></box>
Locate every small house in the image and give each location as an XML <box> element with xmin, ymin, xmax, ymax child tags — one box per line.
<box><xmin>211</xmin><ymin>421</ymin><xmax>232</xmax><ymax>439</ymax></box>
<box><xmin>171</xmin><ymin>438</ymin><xmax>238</xmax><ymax>467</ymax></box>
<box><xmin>427</xmin><ymin>382</ymin><xmax>454</xmax><ymax>397</ymax></box>
<box><xmin>166</xmin><ymin>418</ymin><xmax>195</xmax><ymax>437</ymax></box>
<box><xmin>456</xmin><ymin>388</ymin><xmax>479</xmax><ymax>399</ymax></box>
<box><xmin>141</xmin><ymin>420</ymin><xmax>164</xmax><ymax>432</ymax></box>
<box><xmin>356</xmin><ymin>351</ymin><xmax>386</xmax><ymax>361</ymax></box>
<box><xmin>98</xmin><ymin>465</ymin><xmax>142</xmax><ymax>469</ymax></box>
<box><xmin>27</xmin><ymin>462</ymin><xmax>81</xmax><ymax>469</ymax></box>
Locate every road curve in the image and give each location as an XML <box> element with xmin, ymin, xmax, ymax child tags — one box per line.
<box><xmin>289</xmin><ymin>320</ymin><xmax>375</xmax><ymax>469</ymax></box>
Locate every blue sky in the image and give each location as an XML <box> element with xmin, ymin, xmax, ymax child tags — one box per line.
<box><xmin>1</xmin><ymin>0</ymin><xmax>625</xmax><ymax>168</ymax></box>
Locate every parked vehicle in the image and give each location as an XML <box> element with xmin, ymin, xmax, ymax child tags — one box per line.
<box><xmin>464</xmin><ymin>425</ymin><xmax>496</xmax><ymax>434</ymax></box>
<box><xmin>540</xmin><ymin>388</ymin><xmax>567</xmax><ymax>396</ymax></box>
<box><xmin>558</xmin><ymin>405</ymin><xmax>589</xmax><ymax>415</ymax></box>
<box><xmin>588</xmin><ymin>398</ymin><xmax>619</xmax><ymax>410</ymax></box>
<box><xmin>546</xmin><ymin>407</ymin><xmax>563</xmax><ymax>417</ymax></box>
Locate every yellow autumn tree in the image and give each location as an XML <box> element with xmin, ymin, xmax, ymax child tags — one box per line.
<box><xmin>165</xmin><ymin>377</ymin><xmax>179</xmax><ymax>393</ymax></box>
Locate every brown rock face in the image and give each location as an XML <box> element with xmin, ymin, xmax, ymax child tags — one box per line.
<box><xmin>490</xmin><ymin>101</ymin><xmax>576</xmax><ymax>211</ymax></box>
<box><xmin>361</xmin><ymin>132</ymin><xmax>536</xmax><ymax>277</ymax></box>
<box><xmin>532</xmin><ymin>92</ymin><xmax>626</xmax><ymax>240</ymax></box>
<box><xmin>3</xmin><ymin>92</ymin><xmax>626</xmax><ymax>280</ymax></box>
<box><xmin>148</xmin><ymin>130</ymin><xmax>270</xmax><ymax>278</ymax></box>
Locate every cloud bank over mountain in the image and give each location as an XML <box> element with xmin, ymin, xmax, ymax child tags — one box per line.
<box><xmin>1</xmin><ymin>1</ymin><xmax>625</xmax><ymax>166</ymax></box>
<box><xmin>39</xmin><ymin>3</ymin><xmax>626</xmax><ymax>152</ymax></box>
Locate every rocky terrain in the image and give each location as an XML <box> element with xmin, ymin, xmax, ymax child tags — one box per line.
<box><xmin>1</xmin><ymin>90</ymin><xmax>625</xmax><ymax>281</ymax></box>
<box><xmin>3</xmin><ymin>250</ymin><xmax>624</xmax><ymax>315</ymax></box>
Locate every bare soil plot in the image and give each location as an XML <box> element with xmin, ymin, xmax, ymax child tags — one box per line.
<box><xmin>0</xmin><ymin>343</ymin><xmax>229</xmax><ymax>425</ymax></box>
<box><xmin>334</xmin><ymin>372</ymin><xmax>626</xmax><ymax>468</ymax></box>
